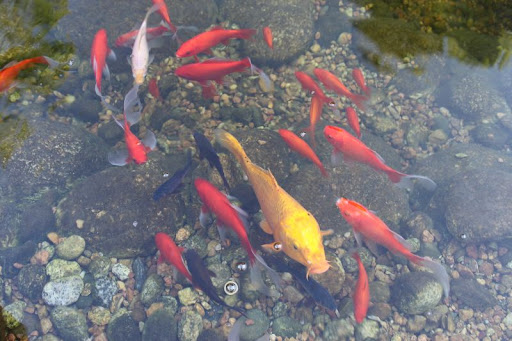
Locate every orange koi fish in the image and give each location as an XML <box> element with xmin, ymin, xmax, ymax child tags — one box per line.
<box><xmin>263</xmin><ymin>26</ymin><xmax>273</xmax><ymax>49</ymax></box>
<box><xmin>314</xmin><ymin>68</ymin><xmax>367</xmax><ymax>111</ymax></box>
<box><xmin>155</xmin><ymin>232</ymin><xmax>193</xmax><ymax>282</ymax></box>
<box><xmin>301</xmin><ymin>94</ymin><xmax>323</xmax><ymax>149</ymax></box>
<box><xmin>295</xmin><ymin>71</ymin><xmax>333</xmax><ymax>105</ymax></box>
<box><xmin>152</xmin><ymin>0</ymin><xmax>177</xmax><ymax>33</ymax></box>
<box><xmin>0</xmin><ymin>56</ymin><xmax>58</xmax><ymax>93</ymax></box>
<box><xmin>215</xmin><ymin>129</ymin><xmax>332</xmax><ymax>277</ymax></box>
<box><xmin>176</xmin><ymin>26</ymin><xmax>256</xmax><ymax>58</ymax></box>
<box><xmin>108</xmin><ymin>85</ymin><xmax>156</xmax><ymax>166</ymax></box>
<box><xmin>337</xmin><ymin>198</ymin><xmax>450</xmax><ymax>297</ymax></box>
<box><xmin>352</xmin><ymin>68</ymin><xmax>370</xmax><ymax>97</ymax></box>
<box><xmin>194</xmin><ymin>178</ymin><xmax>281</xmax><ymax>296</ymax></box>
<box><xmin>278</xmin><ymin>129</ymin><xmax>327</xmax><ymax>177</ymax></box>
<box><xmin>323</xmin><ymin>125</ymin><xmax>436</xmax><ymax>190</ymax></box>
<box><xmin>346</xmin><ymin>107</ymin><xmax>361</xmax><ymax>139</ymax></box>
<box><xmin>91</xmin><ymin>29</ymin><xmax>116</xmax><ymax>99</ymax></box>
<box><xmin>352</xmin><ymin>252</ymin><xmax>369</xmax><ymax>323</ymax></box>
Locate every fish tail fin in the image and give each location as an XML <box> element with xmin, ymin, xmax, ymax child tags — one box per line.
<box><xmin>237</xmin><ymin>29</ymin><xmax>257</xmax><ymax>40</ymax></box>
<box><xmin>352</xmin><ymin>94</ymin><xmax>368</xmax><ymax>112</ymax></box>
<box><xmin>300</xmin><ymin>125</ymin><xmax>317</xmax><ymax>150</ymax></box>
<box><xmin>201</xmin><ymin>81</ymin><xmax>217</xmax><ymax>99</ymax></box>
<box><xmin>248</xmin><ymin>60</ymin><xmax>273</xmax><ymax>92</ymax></box>
<box><xmin>319</xmin><ymin>164</ymin><xmax>329</xmax><ymax>177</ymax></box>
<box><xmin>249</xmin><ymin>251</ymin><xmax>282</xmax><ymax>297</ymax></box>
<box><xmin>411</xmin><ymin>255</ymin><xmax>450</xmax><ymax>298</ymax></box>
<box><xmin>214</xmin><ymin>129</ymin><xmax>252</xmax><ymax>172</ymax></box>
<box><xmin>396</xmin><ymin>174</ymin><xmax>437</xmax><ymax>191</ymax></box>
<box><xmin>42</xmin><ymin>56</ymin><xmax>60</xmax><ymax>69</ymax></box>
<box><xmin>123</xmin><ymin>84</ymin><xmax>142</xmax><ymax>126</ymax></box>
<box><xmin>385</xmin><ymin>169</ymin><xmax>407</xmax><ymax>185</ymax></box>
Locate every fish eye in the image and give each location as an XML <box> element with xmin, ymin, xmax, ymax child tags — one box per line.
<box><xmin>292</xmin><ymin>244</ymin><xmax>298</xmax><ymax>250</ymax></box>
<box><xmin>273</xmin><ymin>242</ymin><xmax>283</xmax><ymax>251</ymax></box>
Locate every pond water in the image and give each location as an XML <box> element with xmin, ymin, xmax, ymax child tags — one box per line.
<box><xmin>1</xmin><ymin>0</ymin><xmax>512</xmax><ymax>340</ymax></box>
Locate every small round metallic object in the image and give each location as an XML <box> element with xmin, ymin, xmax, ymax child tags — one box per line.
<box><xmin>224</xmin><ymin>280</ymin><xmax>239</xmax><ymax>295</ymax></box>
<box><xmin>236</xmin><ymin>261</ymin><xmax>248</xmax><ymax>272</ymax></box>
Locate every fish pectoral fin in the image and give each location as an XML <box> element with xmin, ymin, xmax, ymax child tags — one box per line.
<box><xmin>103</xmin><ymin>63</ymin><xmax>111</xmax><ymax>82</ymax></box>
<box><xmin>331</xmin><ymin>150</ymin><xmax>343</xmax><ymax>165</ymax></box>
<box><xmin>259</xmin><ymin>219</ymin><xmax>273</xmax><ymax>234</ymax></box>
<box><xmin>266</xmin><ymin>169</ymin><xmax>280</xmax><ymax>189</ymax></box>
<box><xmin>321</xmin><ymin>229</ymin><xmax>334</xmax><ymax>237</ymax></box>
<box><xmin>364</xmin><ymin>239</ymin><xmax>380</xmax><ymax>257</ymax></box>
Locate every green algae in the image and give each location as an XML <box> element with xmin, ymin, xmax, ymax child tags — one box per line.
<box><xmin>0</xmin><ymin>116</ymin><xmax>32</xmax><ymax>168</ymax></box>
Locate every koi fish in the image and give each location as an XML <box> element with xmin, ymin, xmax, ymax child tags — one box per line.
<box><xmin>152</xmin><ymin>0</ymin><xmax>177</xmax><ymax>33</ymax></box>
<box><xmin>263</xmin><ymin>27</ymin><xmax>273</xmax><ymax>49</ymax></box>
<box><xmin>215</xmin><ymin>129</ymin><xmax>332</xmax><ymax>278</ymax></box>
<box><xmin>176</xmin><ymin>26</ymin><xmax>256</xmax><ymax>58</ymax></box>
<box><xmin>155</xmin><ymin>232</ymin><xmax>193</xmax><ymax>282</ymax></box>
<box><xmin>182</xmin><ymin>249</ymin><xmax>247</xmax><ymax>316</ymax></box>
<box><xmin>193</xmin><ymin>131</ymin><xmax>230</xmax><ymax>191</ymax></box>
<box><xmin>301</xmin><ymin>94</ymin><xmax>323</xmax><ymax>149</ymax></box>
<box><xmin>278</xmin><ymin>129</ymin><xmax>327</xmax><ymax>177</ymax></box>
<box><xmin>295</xmin><ymin>71</ymin><xmax>333</xmax><ymax>105</ymax></box>
<box><xmin>352</xmin><ymin>252</ymin><xmax>369</xmax><ymax>323</ymax></box>
<box><xmin>91</xmin><ymin>29</ymin><xmax>116</xmax><ymax>99</ymax></box>
<box><xmin>175</xmin><ymin>57</ymin><xmax>260</xmax><ymax>98</ymax></box>
<box><xmin>337</xmin><ymin>198</ymin><xmax>450</xmax><ymax>297</ymax></box>
<box><xmin>323</xmin><ymin>125</ymin><xmax>437</xmax><ymax>191</ymax></box>
<box><xmin>148</xmin><ymin>77</ymin><xmax>162</xmax><ymax>100</ymax></box>
<box><xmin>194</xmin><ymin>178</ymin><xmax>281</xmax><ymax>296</ymax></box>
<box><xmin>346</xmin><ymin>107</ymin><xmax>361</xmax><ymax>139</ymax></box>
<box><xmin>153</xmin><ymin>150</ymin><xmax>193</xmax><ymax>201</ymax></box>
<box><xmin>314</xmin><ymin>68</ymin><xmax>367</xmax><ymax>111</ymax></box>
<box><xmin>115</xmin><ymin>24</ymin><xmax>171</xmax><ymax>48</ymax></box>
<box><xmin>108</xmin><ymin>85</ymin><xmax>157</xmax><ymax>166</ymax></box>
<box><xmin>352</xmin><ymin>68</ymin><xmax>370</xmax><ymax>97</ymax></box>
<box><xmin>131</xmin><ymin>4</ymin><xmax>162</xmax><ymax>85</ymax></box>
<box><xmin>0</xmin><ymin>56</ymin><xmax>58</xmax><ymax>93</ymax></box>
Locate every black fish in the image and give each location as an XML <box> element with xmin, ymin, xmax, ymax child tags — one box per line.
<box><xmin>272</xmin><ymin>257</ymin><xmax>339</xmax><ymax>316</ymax></box>
<box><xmin>193</xmin><ymin>131</ymin><xmax>230</xmax><ymax>192</ymax></box>
<box><xmin>183</xmin><ymin>249</ymin><xmax>246</xmax><ymax>316</ymax></box>
<box><xmin>153</xmin><ymin>150</ymin><xmax>193</xmax><ymax>201</ymax></box>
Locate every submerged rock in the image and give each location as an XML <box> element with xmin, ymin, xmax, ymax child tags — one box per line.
<box><xmin>237</xmin><ymin>309</ymin><xmax>269</xmax><ymax>341</ymax></box>
<box><xmin>56</xmin><ymin>152</ymin><xmax>193</xmax><ymax>257</ymax></box>
<box><xmin>391</xmin><ymin>271</ymin><xmax>443</xmax><ymax>314</ymax></box>
<box><xmin>177</xmin><ymin>310</ymin><xmax>203</xmax><ymax>341</ymax></box>
<box><xmin>42</xmin><ymin>275</ymin><xmax>84</xmax><ymax>306</ymax></box>
<box><xmin>220</xmin><ymin>0</ymin><xmax>315</xmax><ymax>65</ymax></box>
<box><xmin>451</xmin><ymin>278</ymin><xmax>497</xmax><ymax>310</ymax></box>
<box><xmin>107</xmin><ymin>310</ymin><xmax>141</xmax><ymax>341</ymax></box>
<box><xmin>272</xmin><ymin>316</ymin><xmax>302</xmax><ymax>338</ymax></box>
<box><xmin>16</xmin><ymin>264</ymin><xmax>47</xmax><ymax>301</ymax></box>
<box><xmin>142</xmin><ymin>308</ymin><xmax>178</xmax><ymax>341</ymax></box>
<box><xmin>50</xmin><ymin>306</ymin><xmax>88</xmax><ymax>341</ymax></box>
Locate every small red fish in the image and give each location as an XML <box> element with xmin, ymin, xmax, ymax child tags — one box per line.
<box><xmin>314</xmin><ymin>68</ymin><xmax>367</xmax><ymax>111</ymax></box>
<box><xmin>263</xmin><ymin>26</ymin><xmax>273</xmax><ymax>49</ymax></box>
<box><xmin>323</xmin><ymin>125</ymin><xmax>437</xmax><ymax>190</ymax></box>
<box><xmin>115</xmin><ymin>25</ymin><xmax>171</xmax><ymax>48</ymax></box>
<box><xmin>152</xmin><ymin>0</ymin><xmax>177</xmax><ymax>33</ymax></box>
<box><xmin>352</xmin><ymin>252</ymin><xmax>369</xmax><ymax>324</ymax></box>
<box><xmin>194</xmin><ymin>178</ymin><xmax>281</xmax><ymax>296</ymax></box>
<box><xmin>155</xmin><ymin>232</ymin><xmax>193</xmax><ymax>282</ymax></box>
<box><xmin>278</xmin><ymin>129</ymin><xmax>328</xmax><ymax>177</ymax></box>
<box><xmin>301</xmin><ymin>94</ymin><xmax>323</xmax><ymax>149</ymax></box>
<box><xmin>337</xmin><ymin>198</ymin><xmax>450</xmax><ymax>297</ymax></box>
<box><xmin>176</xmin><ymin>26</ymin><xmax>256</xmax><ymax>58</ymax></box>
<box><xmin>148</xmin><ymin>78</ymin><xmax>161</xmax><ymax>100</ymax></box>
<box><xmin>91</xmin><ymin>29</ymin><xmax>116</xmax><ymax>99</ymax></box>
<box><xmin>346</xmin><ymin>107</ymin><xmax>361</xmax><ymax>139</ymax></box>
<box><xmin>352</xmin><ymin>68</ymin><xmax>370</xmax><ymax>97</ymax></box>
<box><xmin>175</xmin><ymin>57</ymin><xmax>255</xmax><ymax>98</ymax></box>
<box><xmin>295</xmin><ymin>71</ymin><xmax>333</xmax><ymax>105</ymax></box>
<box><xmin>0</xmin><ymin>56</ymin><xmax>58</xmax><ymax>93</ymax></box>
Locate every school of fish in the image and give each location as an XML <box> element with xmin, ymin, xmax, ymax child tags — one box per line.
<box><xmin>0</xmin><ymin>0</ymin><xmax>452</xmax><ymax>335</ymax></box>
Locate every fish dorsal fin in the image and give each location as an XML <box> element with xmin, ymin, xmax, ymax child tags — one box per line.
<box><xmin>390</xmin><ymin>230</ymin><xmax>412</xmax><ymax>251</ymax></box>
<box><xmin>1</xmin><ymin>60</ymin><xmax>19</xmax><ymax>70</ymax></box>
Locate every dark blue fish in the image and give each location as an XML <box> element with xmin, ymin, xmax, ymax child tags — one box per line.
<box><xmin>193</xmin><ymin>131</ymin><xmax>230</xmax><ymax>192</ymax></box>
<box><xmin>183</xmin><ymin>249</ymin><xmax>247</xmax><ymax>317</ymax></box>
<box><xmin>272</xmin><ymin>256</ymin><xmax>339</xmax><ymax>316</ymax></box>
<box><xmin>153</xmin><ymin>150</ymin><xmax>193</xmax><ymax>201</ymax></box>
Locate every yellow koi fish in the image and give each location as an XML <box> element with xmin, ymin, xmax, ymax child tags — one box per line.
<box><xmin>215</xmin><ymin>129</ymin><xmax>332</xmax><ymax>277</ymax></box>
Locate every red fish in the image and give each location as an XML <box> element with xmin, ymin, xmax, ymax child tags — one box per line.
<box><xmin>176</xmin><ymin>26</ymin><xmax>256</xmax><ymax>58</ymax></box>
<box><xmin>263</xmin><ymin>26</ymin><xmax>273</xmax><ymax>49</ymax></box>
<box><xmin>314</xmin><ymin>68</ymin><xmax>367</xmax><ymax>111</ymax></box>
<box><xmin>194</xmin><ymin>178</ymin><xmax>281</xmax><ymax>296</ymax></box>
<box><xmin>152</xmin><ymin>0</ymin><xmax>177</xmax><ymax>33</ymax></box>
<box><xmin>148</xmin><ymin>77</ymin><xmax>161</xmax><ymax>100</ymax></box>
<box><xmin>301</xmin><ymin>94</ymin><xmax>323</xmax><ymax>149</ymax></box>
<box><xmin>352</xmin><ymin>252</ymin><xmax>369</xmax><ymax>323</ymax></box>
<box><xmin>278</xmin><ymin>129</ymin><xmax>327</xmax><ymax>177</ymax></box>
<box><xmin>323</xmin><ymin>125</ymin><xmax>437</xmax><ymax>190</ymax></box>
<box><xmin>108</xmin><ymin>85</ymin><xmax>157</xmax><ymax>166</ymax></box>
<box><xmin>352</xmin><ymin>68</ymin><xmax>370</xmax><ymax>96</ymax></box>
<box><xmin>0</xmin><ymin>56</ymin><xmax>58</xmax><ymax>93</ymax></box>
<box><xmin>115</xmin><ymin>25</ymin><xmax>171</xmax><ymax>48</ymax></box>
<box><xmin>295</xmin><ymin>71</ymin><xmax>333</xmax><ymax>105</ymax></box>
<box><xmin>155</xmin><ymin>232</ymin><xmax>193</xmax><ymax>282</ymax></box>
<box><xmin>91</xmin><ymin>29</ymin><xmax>116</xmax><ymax>99</ymax></box>
<box><xmin>346</xmin><ymin>107</ymin><xmax>361</xmax><ymax>139</ymax></box>
<box><xmin>175</xmin><ymin>57</ymin><xmax>254</xmax><ymax>98</ymax></box>
<box><xmin>336</xmin><ymin>198</ymin><xmax>450</xmax><ymax>297</ymax></box>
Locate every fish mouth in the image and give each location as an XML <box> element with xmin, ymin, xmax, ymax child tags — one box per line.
<box><xmin>306</xmin><ymin>260</ymin><xmax>330</xmax><ymax>277</ymax></box>
<box><xmin>134</xmin><ymin>71</ymin><xmax>145</xmax><ymax>85</ymax></box>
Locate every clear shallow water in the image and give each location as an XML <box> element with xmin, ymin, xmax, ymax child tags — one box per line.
<box><xmin>1</xmin><ymin>0</ymin><xmax>512</xmax><ymax>340</ymax></box>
